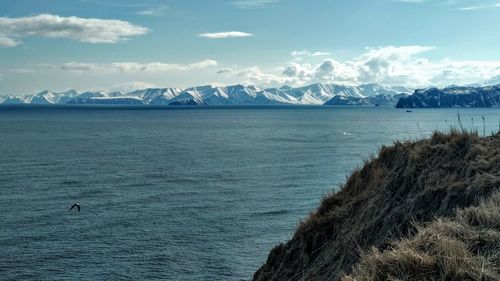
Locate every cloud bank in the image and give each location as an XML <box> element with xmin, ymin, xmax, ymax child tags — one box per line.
<box><xmin>291</xmin><ymin>50</ymin><xmax>331</xmax><ymax>57</ymax></box>
<box><xmin>0</xmin><ymin>14</ymin><xmax>148</xmax><ymax>47</ymax></box>
<box><xmin>60</xmin><ymin>60</ymin><xmax>217</xmax><ymax>73</ymax></box>
<box><xmin>218</xmin><ymin>46</ymin><xmax>500</xmax><ymax>87</ymax></box>
<box><xmin>0</xmin><ymin>36</ymin><xmax>19</xmax><ymax>47</ymax></box>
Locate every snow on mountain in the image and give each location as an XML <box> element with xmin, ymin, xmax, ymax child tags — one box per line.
<box><xmin>167</xmin><ymin>89</ymin><xmax>205</xmax><ymax>105</ymax></box>
<box><xmin>30</xmin><ymin>90</ymin><xmax>80</xmax><ymax>104</ymax></box>
<box><xmin>128</xmin><ymin>88</ymin><xmax>184</xmax><ymax>104</ymax></box>
<box><xmin>2</xmin><ymin>96</ymin><xmax>29</xmax><ymax>104</ymax></box>
<box><xmin>56</xmin><ymin>90</ymin><xmax>80</xmax><ymax>103</ymax></box>
<box><xmin>30</xmin><ymin>90</ymin><xmax>56</xmax><ymax>104</ymax></box>
<box><xmin>65</xmin><ymin>91</ymin><xmax>110</xmax><ymax>104</ymax></box>
<box><xmin>1</xmin><ymin>83</ymin><xmax>413</xmax><ymax>106</ymax></box>
<box><xmin>281</xmin><ymin>84</ymin><xmax>360</xmax><ymax>104</ymax></box>
<box><xmin>1</xmin><ymin>89</ymin><xmax>80</xmax><ymax>104</ymax></box>
<box><xmin>164</xmin><ymin>84</ymin><xmax>287</xmax><ymax>105</ymax></box>
<box><xmin>214</xmin><ymin>84</ymin><xmax>280</xmax><ymax>105</ymax></box>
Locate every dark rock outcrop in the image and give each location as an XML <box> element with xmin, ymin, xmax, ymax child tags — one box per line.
<box><xmin>396</xmin><ymin>85</ymin><xmax>500</xmax><ymax>108</ymax></box>
<box><xmin>324</xmin><ymin>93</ymin><xmax>409</xmax><ymax>106</ymax></box>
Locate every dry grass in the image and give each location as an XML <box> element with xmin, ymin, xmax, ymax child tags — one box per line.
<box><xmin>343</xmin><ymin>193</ymin><xmax>500</xmax><ymax>281</ymax></box>
<box><xmin>254</xmin><ymin>130</ymin><xmax>499</xmax><ymax>281</ymax></box>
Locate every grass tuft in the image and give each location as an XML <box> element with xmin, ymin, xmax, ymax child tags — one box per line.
<box><xmin>343</xmin><ymin>193</ymin><xmax>500</xmax><ymax>281</ymax></box>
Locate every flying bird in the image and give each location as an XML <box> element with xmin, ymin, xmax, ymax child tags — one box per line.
<box><xmin>69</xmin><ymin>202</ymin><xmax>80</xmax><ymax>212</ymax></box>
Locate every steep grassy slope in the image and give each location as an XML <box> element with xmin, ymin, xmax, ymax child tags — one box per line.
<box><xmin>254</xmin><ymin>131</ymin><xmax>499</xmax><ymax>281</ymax></box>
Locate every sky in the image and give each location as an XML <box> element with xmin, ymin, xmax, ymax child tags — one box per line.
<box><xmin>0</xmin><ymin>0</ymin><xmax>500</xmax><ymax>95</ymax></box>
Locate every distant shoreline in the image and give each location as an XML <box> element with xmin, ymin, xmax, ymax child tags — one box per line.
<box><xmin>0</xmin><ymin>104</ymin><xmax>386</xmax><ymax>110</ymax></box>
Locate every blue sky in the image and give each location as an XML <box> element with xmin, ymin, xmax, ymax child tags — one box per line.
<box><xmin>1</xmin><ymin>0</ymin><xmax>500</xmax><ymax>94</ymax></box>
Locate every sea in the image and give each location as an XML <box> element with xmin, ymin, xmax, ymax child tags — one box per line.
<box><xmin>1</xmin><ymin>106</ymin><xmax>499</xmax><ymax>281</ymax></box>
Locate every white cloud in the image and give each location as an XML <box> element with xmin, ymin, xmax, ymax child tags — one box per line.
<box><xmin>137</xmin><ymin>4</ymin><xmax>169</xmax><ymax>16</ymax></box>
<box><xmin>32</xmin><ymin>63</ymin><xmax>57</xmax><ymax>69</ymax></box>
<box><xmin>426</xmin><ymin>60</ymin><xmax>500</xmax><ymax>84</ymax></box>
<box><xmin>282</xmin><ymin>63</ymin><xmax>315</xmax><ymax>78</ymax></box>
<box><xmin>280</xmin><ymin>46</ymin><xmax>439</xmax><ymax>86</ymax></box>
<box><xmin>233</xmin><ymin>0</ymin><xmax>281</xmax><ymax>8</ymax></box>
<box><xmin>291</xmin><ymin>50</ymin><xmax>331</xmax><ymax>57</ymax></box>
<box><xmin>458</xmin><ymin>3</ymin><xmax>500</xmax><ymax>10</ymax></box>
<box><xmin>224</xmin><ymin>46</ymin><xmax>500</xmax><ymax>87</ymax></box>
<box><xmin>199</xmin><ymin>31</ymin><xmax>253</xmax><ymax>39</ymax></box>
<box><xmin>61</xmin><ymin>62</ymin><xmax>96</xmax><ymax>72</ymax></box>
<box><xmin>0</xmin><ymin>36</ymin><xmax>19</xmax><ymax>47</ymax></box>
<box><xmin>235</xmin><ymin>66</ymin><xmax>289</xmax><ymax>85</ymax></box>
<box><xmin>111</xmin><ymin>81</ymin><xmax>159</xmax><ymax>92</ymax></box>
<box><xmin>216</xmin><ymin>68</ymin><xmax>233</xmax><ymax>74</ymax></box>
<box><xmin>112</xmin><ymin>60</ymin><xmax>217</xmax><ymax>72</ymax></box>
<box><xmin>0</xmin><ymin>14</ymin><xmax>148</xmax><ymax>46</ymax></box>
<box><xmin>60</xmin><ymin>60</ymin><xmax>217</xmax><ymax>73</ymax></box>
<box><xmin>10</xmin><ymin>68</ymin><xmax>35</xmax><ymax>73</ymax></box>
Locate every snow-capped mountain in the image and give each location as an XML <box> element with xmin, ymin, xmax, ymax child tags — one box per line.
<box><xmin>2</xmin><ymin>96</ymin><xmax>29</xmax><ymax>104</ymax></box>
<box><xmin>1</xmin><ymin>83</ymin><xmax>412</xmax><ymax>106</ymax></box>
<box><xmin>1</xmin><ymin>89</ymin><xmax>75</xmax><ymax>104</ymax></box>
<box><xmin>29</xmin><ymin>89</ymin><xmax>80</xmax><ymax>104</ymax></box>
<box><xmin>127</xmin><ymin>88</ymin><xmax>184</xmax><ymax>104</ymax></box>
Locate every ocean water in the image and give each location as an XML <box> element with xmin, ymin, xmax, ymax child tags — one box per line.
<box><xmin>0</xmin><ymin>106</ymin><xmax>499</xmax><ymax>281</ymax></box>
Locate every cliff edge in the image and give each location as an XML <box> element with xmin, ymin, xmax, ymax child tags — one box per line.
<box><xmin>254</xmin><ymin>130</ymin><xmax>499</xmax><ymax>281</ymax></box>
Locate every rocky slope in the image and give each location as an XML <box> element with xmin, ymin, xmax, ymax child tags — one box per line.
<box><xmin>324</xmin><ymin>93</ymin><xmax>409</xmax><ymax>106</ymax></box>
<box><xmin>254</xmin><ymin>130</ymin><xmax>499</xmax><ymax>281</ymax></box>
<box><xmin>396</xmin><ymin>85</ymin><xmax>500</xmax><ymax>108</ymax></box>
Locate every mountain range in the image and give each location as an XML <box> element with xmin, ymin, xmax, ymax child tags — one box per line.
<box><xmin>0</xmin><ymin>83</ymin><xmax>412</xmax><ymax>106</ymax></box>
<box><xmin>3</xmin><ymin>78</ymin><xmax>500</xmax><ymax>107</ymax></box>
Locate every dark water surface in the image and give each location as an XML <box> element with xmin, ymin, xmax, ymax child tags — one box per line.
<box><xmin>1</xmin><ymin>106</ymin><xmax>499</xmax><ymax>281</ymax></box>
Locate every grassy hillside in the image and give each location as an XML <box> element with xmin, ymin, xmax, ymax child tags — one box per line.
<box><xmin>254</xmin><ymin>130</ymin><xmax>499</xmax><ymax>281</ymax></box>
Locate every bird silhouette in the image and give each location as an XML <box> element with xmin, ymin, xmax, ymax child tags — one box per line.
<box><xmin>69</xmin><ymin>202</ymin><xmax>80</xmax><ymax>212</ymax></box>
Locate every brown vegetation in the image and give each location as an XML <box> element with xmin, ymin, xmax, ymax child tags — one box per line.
<box><xmin>254</xmin><ymin>130</ymin><xmax>499</xmax><ymax>281</ymax></box>
<box><xmin>343</xmin><ymin>193</ymin><xmax>500</xmax><ymax>281</ymax></box>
